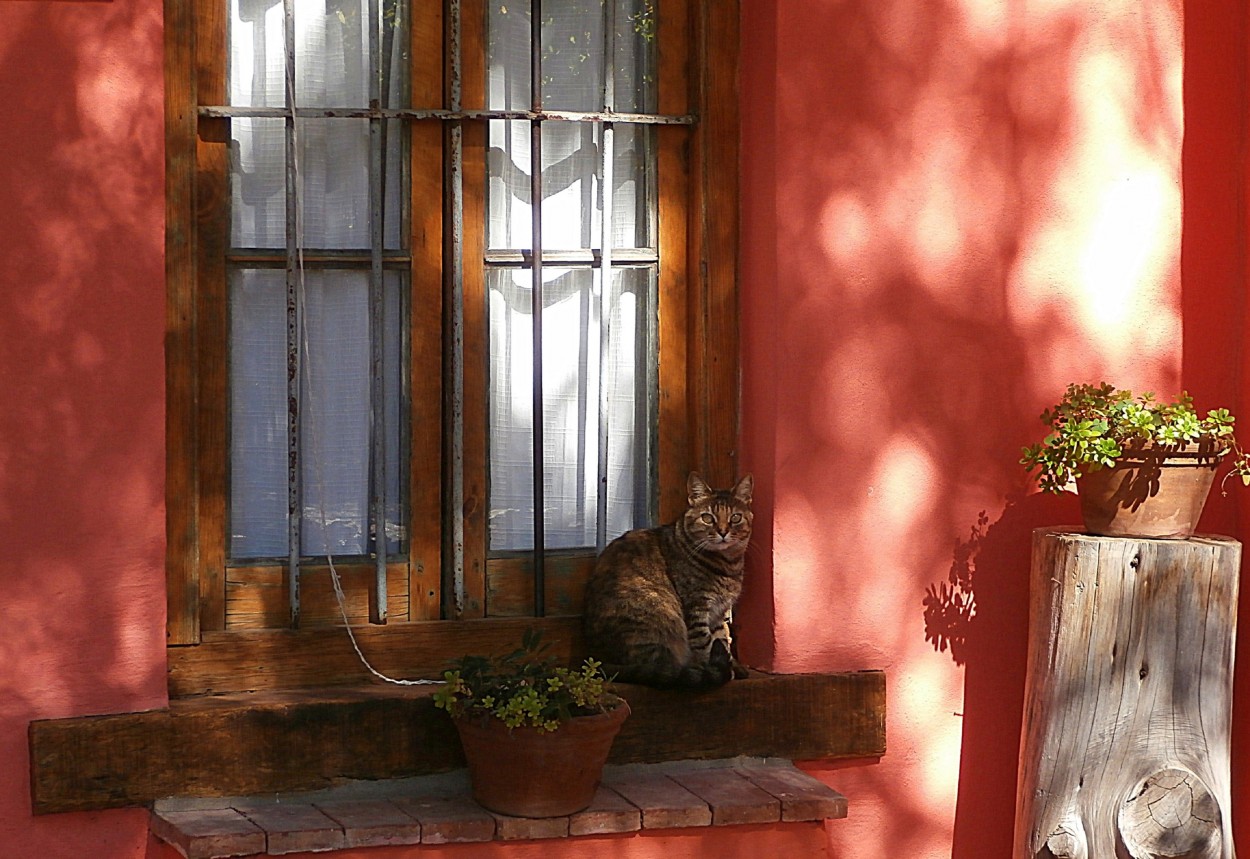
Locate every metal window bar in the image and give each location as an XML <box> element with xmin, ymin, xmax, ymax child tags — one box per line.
<box><xmin>596</xmin><ymin>0</ymin><xmax>616</xmax><ymax>554</ymax></box>
<box><xmin>368</xmin><ymin>0</ymin><xmax>388</xmax><ymax>624</ymax></box>
<box><xmin>283</xmin><ymin>0</ymin><xmax>303</xmax><ymax>628</ymax></box>
<box><xmin>449</xmin><ymin>0</ymin><xmax>467</xmax><ymax>618</ymax></box>
<box><xmin>202</xmin><ymin>105</ymin><xmax>695</xmax><ymax>125</ymax></box>
<box><xmin>530</xmin><ymin>0</ymin><xmax>545</xmax><ymax>617</ymax></box>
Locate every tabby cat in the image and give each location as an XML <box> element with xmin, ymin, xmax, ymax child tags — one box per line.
<box><xmin>582</xmin><ymin>472</ymin><xmax>753</xmax><ymax>689</ymax></box>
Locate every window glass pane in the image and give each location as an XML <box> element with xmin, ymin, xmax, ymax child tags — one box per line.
<box><xmin>230</xmin><ymin>0</ymin><xmax>406</xmax><ymax>250</ymax></box>
<box><xmin>605</xmin><ymin>266</ymin><xmax>655</xmax><ymax>530</ymax></box>
<box><xmin>487</xmin><ymin>122</ymin><xmax>654</xmax><ymax>252</ymax></box>
<box><xmin>487</xmin><ymin>122</ymin><xmax>601</xmax><ymax>252</ymax></box>
<box><xmin>485</xmin><ymin>0</ymin><xmax>656</xmax><ymax>113</ymax></box>
<box><xmin>299</xmin><ymin>271</ymin><xmax>371</xmax><ymax>556</ymax></box>
<box><xmin>487</xmin><ymin>266</ymin><xmax>652</xmax><ymax>551</ymax></box>
<box><xmin>231</xmin><ymin>119</ymin><xmax>404</xmax><ymax>250</ymax></box>
<box><xmin>297</xmin><ymin>118</ymin><xmax>370</xmax><ymax>249</ymax></box>
<box><xmin>614</xmin><ymin>0</ymin><xmax>657</xmax><ymax>113</ymax></box>
<box><xmin>230</xmin><ymin>269</ymin><xmax>289</xmax><ymax>558</ymax></box>
<box><xmin>611</xmin><ymin>124</ymin><xmax>653</xmax><ymax>249</ymax></box>
<box><xmin>230</xmin><ymin>0</ymin><xmax>285</xmax><ymax>108</ymax></box>
<box><xmin>230</xmin><ymin>0</ymin><xmax>405</xmax><ymax>109</ymax></box>
<box><xmin>487</xmin><ymin>3</ymin><xmax>531</xmax><ymax>111</ymax></box>
<box><xmin>231</xmin><ymin>117</ymin><xmax>286</xmax><ymax>248</ymax></box>
<box><xmin>230</xmin><ymin>270</ymin><xmax>406</xmax><ymax>560</ymax></box>
<box><xmin>293</xmin><ymin>0</ymin><xmax>370</xmax><ymax>108</ymax></box>
<box><xmin>486</xmin><ymin>5</ymin><xmax>656</xmax><ymax>252</ymax></box>
<box><xmin>540</xmin><ymin>2</ymin><xmax>605</xmax><ymax>112</ymax></box>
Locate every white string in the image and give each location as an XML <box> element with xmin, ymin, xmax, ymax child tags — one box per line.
<box><xmin>288</xmin><ymin>35</ymin><xmax>437</xmax><ymax>687</ymax></box>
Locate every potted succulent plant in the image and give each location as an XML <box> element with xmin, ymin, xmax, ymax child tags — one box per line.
<box><xmin>433</xmin><ymin>629</ymin><xmax>629</xmax><ymax>818</ymax></box>
<box><xmin>1021</xmin><ymin>382</ymin><xmax>1250</xmax><ymax>538</ymax></box>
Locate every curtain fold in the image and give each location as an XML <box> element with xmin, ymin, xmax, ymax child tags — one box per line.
<box><xmin>228</xmin><ymin>0</ymin><xmax>405</xmax><ymax>560</ymax></box>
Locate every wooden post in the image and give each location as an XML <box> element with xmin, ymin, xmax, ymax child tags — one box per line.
<box><xmin>1014</xmin><ymin>529</ymin><xmax>1240</xmax><ymax>859</ymax></box>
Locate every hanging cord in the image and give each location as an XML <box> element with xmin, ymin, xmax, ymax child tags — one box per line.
<box><xmin>288</xmin><ymin>45</ymin><xmax>436</xmax><ymax>688</ymax></box>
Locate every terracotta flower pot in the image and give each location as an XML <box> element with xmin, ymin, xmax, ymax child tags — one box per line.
<box><xmin>1076</xmin><ymin>443</ymin><xmax>1221</xmax><ymax>539</ymax></box>
<box><xmin>453</xmin><ymin>697</ymin><xmax>630</xmax><ymax>818</ymax></box>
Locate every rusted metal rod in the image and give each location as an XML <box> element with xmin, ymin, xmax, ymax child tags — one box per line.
<box><xmin>283</xmin><ymin>0</ymin><xmax>302</xmax><ymax>629</ymax></box>
<box><xmin>531</xmin><ymin>0</ymin><xmax>545</xmax><ymax>617</ymax></box>
<box><xmin>200</xmin><ymin>105</ymin><xmax>695</xmax><ymax>126</ymax></box>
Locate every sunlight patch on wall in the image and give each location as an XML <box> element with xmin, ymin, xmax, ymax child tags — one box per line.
<box><xmin>1077</xmin><ymin>170</ymin><xmax>1172</xmax><ymax>329</ymax></box>
<box><xmin>1009</xmin><ymin>9</ymin><xmax>1182</xmax><ymax>387</ymax></box>
<box><xmin>952</xmin><ymin>0</ymin><xmax>1010</xmax><ymax>51</ymax></box>
<box><xmin>894</xmin><ymin>650</ymin><xmax>965</xmax><ymax>806</ymax></box>
<box><xmin>866</xmin><ymin>434</ymin><xmax>942</xmax><ymax>540</ymax></box>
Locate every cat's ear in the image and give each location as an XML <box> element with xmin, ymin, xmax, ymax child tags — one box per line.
<box><xmin>687</xmin><ymin>472</ymin><xmax>712</xmax><ymax>505</ymax></box>
<box><xmin>732</xmin><ymin>474</ymin><xmax>754</xmax><ymax>505</ymax></box>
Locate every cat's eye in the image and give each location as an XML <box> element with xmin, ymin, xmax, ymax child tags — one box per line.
<box><xmin>700</xmin><ymin>513</ymin><xmax>716</xmax><ymax>525</ymax></box>
<box><xmin>730</xmin><ymin>513</ymin><xmax>743</xmax><ymax>524</ymax></box>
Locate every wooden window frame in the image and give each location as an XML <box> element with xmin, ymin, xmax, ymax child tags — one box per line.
<box><xmin>165</xmin><ymin>0</ymin><xmax>740</xmax><ymax>696</ymax></box>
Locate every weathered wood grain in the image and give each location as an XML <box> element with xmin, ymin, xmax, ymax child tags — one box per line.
<box><xmin>406</xmin><ymin>0</ymin><xmax>444</xmax><ymax>624</ymax></box>
<box><xmin>164</xmin><ymin>0</ymin><xmax>201</xmax><ymax>647</ymax></box>
<box><xmin>31</xmin><ymin>670</ymin><xmax>884</xmax><ymax>814</ymax></box>
<box><xmin>485</xmin><ymin>553</ymin><xmax>595</xmax><ymax>618</ymax></box>
<box><xmin>225</xmin><ymin>564</ymin><xmax>410</xmax><ymax>629</ymax></box>
<box><xmin>167</xmin><ymin>616</ymin><xmax>584</xmax><ymax>696</ymax></box>
<box><xmin>689</xmin><ymin>0</ymin><xmax>741</xmax><ymax>488</ymax></box>
<box><xmin>1014</xmin><ymin>529</ymin><xmax>1239</xmax><ymax>859</ymax></box>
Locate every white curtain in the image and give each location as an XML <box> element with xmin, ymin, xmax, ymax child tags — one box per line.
<box><xmin>228</xmin><ymin>0</ymin><xmax>404</xmax><ymax>559</ymax></box>
<box><xmin>486</xmin><ymin>0</ymin><xmax>657</xmax><ymax>551</ymax></box>
<box><xmin>229</xmin><ymin>270</ymin><xmax>403</xmax><ymax>558</ymax></box>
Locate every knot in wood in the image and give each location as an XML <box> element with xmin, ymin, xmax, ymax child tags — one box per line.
<box><xmin>1117</xmin><ymin>767</ymin><xmax>1221</xmax><ymax>859</ymax></box>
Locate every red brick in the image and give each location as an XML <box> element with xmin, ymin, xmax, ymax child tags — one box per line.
<box><xmin>490</xmin><ymin>811</ymin><xmax>569</xmax><ymax>841</ymax></box>
<box><xmin>392</xmin><ymin>795</ymin><xmax>496</xmax><ymax>844</ymax></box>
<box><xmin>149</xmin><ymin>807</ymin><xmax>265</xmax><ymax>859</ymax></box>
<box><xmin>315</xmin><ymin>799</ymin><xmax>423</xmax><ymax>848</ymax></box>
<box><xmin>736</xmin><ymin>764</ymin><xmax>849</xmax><ymax>821</ymax></box>
<box><xmin>668</xmin><ymin>769</ymin><xmax>779</xmax><ymax>826</ymax></box>
<box><xmin>233</xmin><ymin>802</ymin><xmax>345</xmax><ymax>855</ymax></box>
<box><xmin>603</xmin><ymin>771</ymin><xmax>712</xmax><ymax>829</ymax></box>
<box><xmin>569</xmin><ymin>786</ymin><xmax>641</xmax><ymax>836</ymax></box>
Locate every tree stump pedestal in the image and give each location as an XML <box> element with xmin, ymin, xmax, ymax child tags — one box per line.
<box><xmin>1013</xmin><ymin>529</ymin><xmax>1240</xmax><ymax>859</ymax></box>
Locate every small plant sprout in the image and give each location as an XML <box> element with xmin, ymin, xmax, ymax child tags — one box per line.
<box><xmin>433</xmin><ymin>628</ymin><xmax>618</xmax><ymax>733</ymax></box>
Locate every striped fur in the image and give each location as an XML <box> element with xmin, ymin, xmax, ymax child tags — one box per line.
<box><xmin>582</xmin><ymin>473</ymin><xmax>753</xmax><ymax>689</ymax></box>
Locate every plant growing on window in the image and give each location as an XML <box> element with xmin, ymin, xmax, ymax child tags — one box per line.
<box><xmin>433</xmin><ymin>629</ymin><xmax>621</xmax><ymax>732</ymax></box>
<box><xmin>1021</xmin><ymin>382</ymin><xmax>1250</xmax><ymax>493</ymax></box>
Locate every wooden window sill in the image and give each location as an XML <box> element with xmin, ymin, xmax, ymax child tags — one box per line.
<box><xmin>151</xmin><ymin>758</ymin><xmax>848</xmax><ymax>858</ymax></box>
<box><xmin>30</xmin><ymin>671</ymin><xmax>885</xmax><ymax>815</ymax></box>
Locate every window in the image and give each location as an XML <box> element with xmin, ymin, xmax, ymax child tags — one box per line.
<box><xmin>166</xmin><ymin>0</ymin><xmax>739</xmax><ymax>692</ymax></box>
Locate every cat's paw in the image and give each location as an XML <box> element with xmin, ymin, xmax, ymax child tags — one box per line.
<box><xmin>706</xmin><ymin>638</ymin><xmax>733</xmax><ymax>686</ymax></box>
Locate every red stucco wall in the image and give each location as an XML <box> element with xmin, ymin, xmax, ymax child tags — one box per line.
<box><xmin>0</xmin><ymin>1</ymin><xmax>1245</xmax><ymax>858</ymax></box>
<box><xmin>739</xmin><ymin>1</ymin><xmax>1245</xmax><ymax>857</ymax></box>
<box><xmin>0</xmin><ymin>0</ymin><xmax>170</xmax><ymax>857</ymax></box>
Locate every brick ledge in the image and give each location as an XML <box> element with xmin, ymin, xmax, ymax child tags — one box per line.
<box><xmin>151</xmin><ymin>757</ymin><xmax>847</xmax><ymax>857</ymax></box>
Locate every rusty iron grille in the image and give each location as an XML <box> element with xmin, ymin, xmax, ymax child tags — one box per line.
<box><xmin>212</xmin><ymin>0</ymin><xmax>692</xmax><ymax>626</ymax></box>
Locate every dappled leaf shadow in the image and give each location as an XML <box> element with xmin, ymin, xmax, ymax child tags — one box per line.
<box><xmin>923</xmin><ymin>511</ymin><xmax>989</xmax><ymax>666</ymax></box>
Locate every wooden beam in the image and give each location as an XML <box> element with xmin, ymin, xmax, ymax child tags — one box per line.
<box><xmin>30</xmin><ymin>670</ymin><xmax>885</xmax><ymax>815</ymax></box>
<box><xmin>166</xmin><ymin>617</ymin><xmax>585</xmax><ymax>697</ymax></box>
